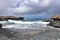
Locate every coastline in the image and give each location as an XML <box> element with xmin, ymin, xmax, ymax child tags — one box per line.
<box><xmin>0</xmin><ymin>15</ymin><xmax>60</xmax><ymax>40</ymax></box>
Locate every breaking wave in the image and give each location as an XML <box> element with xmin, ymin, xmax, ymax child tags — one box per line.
<box><xmin>2</xmin><ymin>20</ymin><xmax>50</xmax><ymax>29</ymax></box>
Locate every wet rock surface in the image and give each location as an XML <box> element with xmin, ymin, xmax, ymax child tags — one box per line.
<box><xmin>0</xmin><ymin>28</ymin><xmax>60</xmax><ymax>40</ymax></box>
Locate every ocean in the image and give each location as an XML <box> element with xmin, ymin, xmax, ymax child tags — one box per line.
<box><xmin>1</xmin><ymin>19</ymin><xmax>50</xmax><ymax>30</ymax></box>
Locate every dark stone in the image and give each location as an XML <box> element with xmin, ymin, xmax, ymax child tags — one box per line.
<box><xmin>48</xmin><ymin>21</ymin><xmax>60</xmax><ymax>28</ymax></box>
<box><xmin>48</xmin><ymin>15</ymin><xmax>60</xmax><ymax>28</ymax></box>
<box><xmin>47</xmin><ymin>22</ymin><xmax>53</xmax><ymax>26</ymax></box>
<box><xmin>17</xmin><ymin>17</ymin><xmax>24</xmax><ymax>20</ymax></box>
<box><xmin>0</xmin><ymin>16</ymin><xmax>24</xmax><ymax>21</ymax></box>
<box><xmin>44</xmin><ymin>19</ymin><xmax>52</xmax><ymax>22</ymax></box>
<box><xmin>0</xmin><ymin>24</ymin><xmax>2</xmax><ymax>29</ymax></box>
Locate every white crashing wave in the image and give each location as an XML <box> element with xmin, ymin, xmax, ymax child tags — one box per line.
<box><xmin>8</xmin><ymin>20</ymin><xmax>50</xmax><ymax>25</ymax></box>
<box><xmin>2</xmin><ymin>20</ymin><xmax>50</xmax><ymax>29</ymax></box>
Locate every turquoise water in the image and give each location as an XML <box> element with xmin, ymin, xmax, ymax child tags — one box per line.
<box><xmin>25</xmin><ymin>19</ymin><xmax>42</xmax><ymax>21</ymax></box>
<box><xmin>24</xmin><ymin>18</ymin><xmax>50</xmax><ymax>22</ymax></box>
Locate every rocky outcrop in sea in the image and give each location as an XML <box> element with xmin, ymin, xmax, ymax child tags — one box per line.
<box><xmin>48</xmin><ymin>15</ymin><xmax>60</xmax><ymax>28</ymax></box>
<box><xmin>0</xmin><ymin>16</ymin><xmax>24</xmax><ymax>21</ymax></box>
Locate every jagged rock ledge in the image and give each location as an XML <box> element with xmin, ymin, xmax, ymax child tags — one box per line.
<box><xmin>0</xmin><ymin>16</ymin><xmax>24</xmax><ymax>21</ymax></box>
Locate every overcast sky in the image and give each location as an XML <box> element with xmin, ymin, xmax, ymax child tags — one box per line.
<box><xmin>0</xmin><ymin>0</ymin><xmax>60</xmax><ymax>19</ymax></box>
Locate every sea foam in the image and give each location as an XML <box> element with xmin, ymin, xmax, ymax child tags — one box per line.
<box><xmin>2</xmin><ymin>20</ymin><xmax>50</xmax><ymax>29</ymax></box>
<box><xmin>8</xmin><ymin>20</ymin><xmax>50</xmax><ymax>25</ymax></box>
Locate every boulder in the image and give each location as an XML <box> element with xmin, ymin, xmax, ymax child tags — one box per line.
<box><xmin>48</xmin><ymin>15</ymin><xmax>60</xmax><ymax>28</ymax></box>
<box><xmin>49</xmin><ymin>21</ymin><xmax>60</xmax><ymax>28</ymax></box>
<box><xmin>17</xmin><ymin>17</ymin><xmax>24</xmax><ymax>20</ymax></box>
<box><xmin>0</xmin><ymin>16</ymin><xmax>24</xmax><ymax>21</ymax></box>
<box><xmin>51</xmin><ymin>15</ymin><xmax>60</xmax><ymax>21</ymax></box>
<box><xmin>0</xmin><ymin>24</ymin><xmax>2</xmax><ymax>29</ymax></box>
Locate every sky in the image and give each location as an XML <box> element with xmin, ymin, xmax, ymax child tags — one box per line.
<box><xmin>0</xmin><ymin>0</ymin><xmax>60</xmax><ymax>19</ymax></box>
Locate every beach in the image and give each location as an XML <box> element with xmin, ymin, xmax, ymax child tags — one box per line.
<box><xmin>0</xmin><ymin>27</ymin><xmax>60</xmax><ymax>40</ymax></box>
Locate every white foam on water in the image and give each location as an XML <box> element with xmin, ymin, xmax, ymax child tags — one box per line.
<box><xmin>0</xmin><ymin>21</ymin><xmax>7</xmax><ymax>23</ymax></box>
<box><xmin>2</xmin><ymin>20</ymin><xmax>50</xmax><ymax>29</ymax></box>
<box><xmin>8</xmin><ymin>20</ymin><xmax>50</xmax><ymax>25</ymax></box>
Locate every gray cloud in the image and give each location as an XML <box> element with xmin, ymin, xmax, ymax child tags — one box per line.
<box><xmin>0</xmin><ymin>0</ymin><xmax>19</xmax><ymax>16</ymax></box>
<box><xmin>0</xmin><ymin>0</ymin><xmax>60</xmax><ymax>17</ymax></box>
<box><xmin>12</xmin><ymin>0</ymin><xmax>53</xmax><ymax>14</ymax></box>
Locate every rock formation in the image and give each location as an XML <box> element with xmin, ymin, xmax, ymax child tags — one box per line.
<box><xmin>0</xmin><ymin>16</ymin><xmax>24</xmax><ymax>29</ymax></box>
<box><xmin>52</xmin><ymin>15</ymin><xmax>60</xmax><ymax>21</ymax></box>
<box><xmin>0</xmin><ymin>16</ymin><xmax>24</xmax><ymax>21</ymax></box>
<box><xmin>49</xmin><ymin>15</ymin><xmax>60</xmax><ymax>28</ymax></box>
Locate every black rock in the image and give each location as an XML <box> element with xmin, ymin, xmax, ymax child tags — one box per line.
<box><xmin>0</xmin><ymin>24</ymin><xmax>2</xmax><ymax>29</ymax></box>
